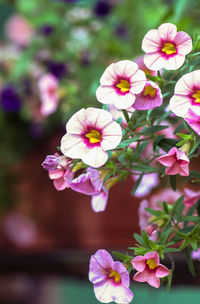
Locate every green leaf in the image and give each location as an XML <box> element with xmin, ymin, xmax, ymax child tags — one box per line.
<box><xmin>131</xmin><ymin>164</ymin><xmax>155</xmax><ymax>173</ymax></box>
<box><xmin>186</xmin><ymin>247</ymin><xmax>196</xmax><ymax>277</ymax></box>
<box><xmin>112</xmin><ymin>251</ymin><xmax>133</xmax><ymax>261</ymax></box>
<box><xmin>182</xmin><ymin>216</ymin><xmax>200</xmax><ymax>222</ymax></box>
<box><xmin>133</xmin><ymin>233</ymin><xmax>145</xmax><ymax>246</ymax></box>
<box><xmin>141</xmin><ymin>230</ymin><xmax>150</xmax><ymax>248</ymax></box>
<box><xmin>172</xmin><ymin>195</ymin><xmax>184</xmax><ymax>217</ymax></box>
<box><xmin>158</xmin><ymin>138</ymin><xmax>178</xmax><ymax>152</ymax></box>
<box><xmin>116</xmin><ymin>136</ymin><xmax>140</xmax><ymax>149</ymax></box>
<box><xmin>164</xmin><ymin>247</ymin><xmax>181</xmax><ymax>253</ymax></box>
<box><xmin>145</xmin><ymin>208</ymin><xmax>162</xmax><ymax>217</ymax></box>
<box><xmin>169</xmin><ymin>175</ymin><xmax>176</xmax><ymax>191</ymax></box>
<box><xmin>131</xmin><ymin>173</ymin><xmax>144</xmax><ymax>195</ymax></box>
<box><xmin>139</xmin><ymin>125</ymin><xmax>168</xmax><ymax>135</ymax></box>
<box><xmin>153</xmin><ymin>135</ymin><xmax>165</xmax><ymax>152</ymax></box>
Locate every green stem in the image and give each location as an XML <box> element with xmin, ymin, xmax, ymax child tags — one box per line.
<box><xmin>122</xmin><ymin>109</ymin><xmax>130</xmax><ymax>124</ymax></box>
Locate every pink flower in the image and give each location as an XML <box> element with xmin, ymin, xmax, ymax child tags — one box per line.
<box><xmin>129</xmin><ymin>81</ymin><xmax>163</xmax><ymax>110</ymax></box>
<box><xmin>5</xmin><ymin>15</ymin><xmax>33</xmax><ymax>47</ymax></box>
<box><xmin>70</xmin><ymin>167</ymin><xmax>103</xmax><ymax>195</ymax></box>
<box><xmin>183</xmin><ymin>188</ymin><xmax>200</xmax><ymax>207</ymax></box>
<box><xmin>89</xmin><ymin>249</ymin><xmax>134</xmax><ymax>303</ymax></box>
<box><xmin>170</xmin><ymin>71</ymin><xmax>200</xmax><ymax>118</ymax></box>
<box><xmin>45</xmin><ymin>155</ymin><xmax>74</xmax><ymax>191</ymax></box>
<box><xmin>60</xmin><ymin>107</ymin><xmax>122</xmax><ymax>168</ymax></box>
<box><xmin>134</xmin><ymin>55</ymin><xmax>157</xmax><ymax>76</ymax></box>
<box><xmin>158</xmin><ymin>147</ymin><xmax>189</xmax><ymax>176</ymax></box>
<box><xmin>185</xmin><ymin>109</ymin><xmax>200</xmax><ymax>135</ymax></box>
<box><xmin>96</xmin><ymin>60</ymin><xmax>146</xmax><ymax>109</ymax></box>
<box><xmin>192</xmin><ymin>249</ymin><xmax>200</xmax><ymax>261</ymax></box>
<box><xmin>142</xmin><ymin>23</ymin><xmax>192</xmax><ymax>70</ymax></box>
<box><xmin>91</xmin><ymin>186</ymin><xmax>108</xmax><ymax>212</ymax></box>
<box><xmin>132</xmin><ymin>251</ymin><xmax>170</xmax><ymax>288</ymax></box>
<box><xmin>38</xmin><ymin>73</ymin><xmax>59</xmax><ymax>116</ymax></box>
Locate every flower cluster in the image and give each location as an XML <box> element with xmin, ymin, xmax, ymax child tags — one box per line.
<box><xmin>42</xmin><ymin>21</ymin><xmax>200</xmax><ymax>303</ymax></box>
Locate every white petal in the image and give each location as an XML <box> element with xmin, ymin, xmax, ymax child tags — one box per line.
<box><xmin>142</xmin><ymin>29</ymin><xmax>161</xmax><ymax>53</ymax></box>
<box><xmin>175</xmin><ymin>31</ymin><xmax>193</xmax><ymax>55</ymax></box>
<box><xmin>87</xmin><ymin>108</ymin><xmax>113</xmax><ymax>129</ymax></box>
<box><xmin>96</xmin><ymin>86</ymin><xmax>117</xmax><ymax>105</ymax></box>
<box><xmin>60</xmin><ymin>134</ymin><xmax>87</xmax><ymax>158</ymax></box>
<box><xmin>115</xmin><ymin>60</ymin><xmax>137</xmax><ymax>77</ymax></box>
<box><xmin>94</xmin><ymin>283</ymin><xmax>133</xmax><ymax>304</ymax></box>
<box><xmin>191</xmin><ymin>105</ymin><xmax>200</xmax><ymax>116</ymax></box>
<box><xmin>82</xmin><ymin>146</ymin><xmax>108</xmax><ymax>168</ymax></box>
<box><xmin>143</xmin><ymin>53</ymin><xmax>165</xmax><ymax>71</ymax></box>
<box><xmin>164</xmin><ymin>54</ymin><xmax>185</xmax><ymax>70</ymax></box>
<box><xmin>174</xmin><ymin>72</ymin><xmax>194</xmax><ymax>95</ymax></box>
<box><xmin>91</xmin><ymin>188</ymin><xmax>108</xmax><ymax>212</ymax></box>
<box><xmin>158</xmin><ymin>23</ymin><xmax>177</xmax><ymax>40</ymax></box>
<box><xmin>130</xmin><ymin>69</ymin><xmax>146</xmax><ymax>94</ymax></box>
<box><xmin>169</xmin><ymin>95</ymin><xmax>191</xmax><ymax>118</ymax></box>
<box><xmin>66</xmin><ymin>108</ymin><xmax>86</xmax><ymax>134</ymax></box>
<box><xmin>101</xmin><ymin>121</ymin><xmax>122</xmax><ymax>150</ymax></box>
<box><xmin>191</xmin><ymin>70</ymin><xmax>200</xmax><ymax>89</ymax></box>
<box><xmin>100</xmin><ymin>63</ymin><xmax>117</xmax><ymax>85</ymax></box>
<box><xmin>114</xmin><ymin>93</ymin><xmax>136</xmax><ymax>109</ymax></box>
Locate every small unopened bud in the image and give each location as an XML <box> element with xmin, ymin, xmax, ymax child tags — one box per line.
<box><xmin>179</xmin><ymin>141</ymin><xmax>191</xmax><ymax>154</ymax></box>
<box><xmin>145</xmin><ymin>223</ymin><xmax>158</xmax><ymax>236</ymax></box>
<box><xmin>72</xmin><ymin>161</ymin><xmax>84</xmax><ymax>172</ymax></box>
<box><xmin>105</xmin><ymin>176</ymin><xmax>120</xmax><ymax>190</ymax></box>
<box><xmin>99</xmin><ymin>169</ymin><xmax>110</xmax><ymax>181</ymax></box>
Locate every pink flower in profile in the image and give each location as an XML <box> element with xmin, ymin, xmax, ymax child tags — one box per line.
<box><xmin>134</xmin><ymin>55</ymin><xmax>157</xmax><ymax>76</ymax></box>
<box><xmin>42</xmin><ymin>154</ymin><xmax>74</xmax><ymax>191</ymax></box>
<box><xmin>132</xmin><ymin>172</ymin><xmax>159</xmax><ymax>197</ymax></box>
<box><xmin>89</xmin><ymin>249</ymin><xmax>134</xmax><ymax>304</ymax></box>
<box><xmin>158</xmin><ymin>147</ymin><xmax>189</xmax><ymax>176</ymax></box>
<box><xmin>91</xmin><ymin>186</ymin><xmax>108</xmax><ymax>212</ymax></box>
<box><xmin>132</xmin><ymin>251</ymin><xmax>170</xmax><ymax>288</ymax></box>
<box><xmin>129</xmin><ymin>81</ymin><xmax>163</xmax><ymax>110</ymax></box>
<box><xmin>60</xmin><ymin>108</ymin><xmax>122</xmax><ymax>168</ymax></box>
<box><xmin>96</xmin><ymin>60</ymin><xmax>146</xmax><ymax>109</ymax></box>
<box><xmin>142</xmin><ymin>23</ymin><xmax>192</xmax><ymax>71</ymax></box>
<box><xmin>170</xmin><ymin>71</ymin><xmax>200</xmax><ymax>118</ymax></box>
<box><xmin>185</xmin><ymin>109</ymin><xmax>200</xmax><ymax>135</ymax></box>
<box><xmin>183</xmin><ymin>188</ymin><xmax>200</xmax><ymax>207</ymax></box>
<box><xmin>5</xmin><ymin>15</ymin><xmax>33</xmax><ymax>47</ymax></box>
<box><xmin>70</xmin><ymin>167</ymin><xmax>103</xmax><ymax>195</ymax></box>
<box><xmin>38</xmin><ymin>73</ymin><xmax>59</xmax><ymax>116</ymax></box>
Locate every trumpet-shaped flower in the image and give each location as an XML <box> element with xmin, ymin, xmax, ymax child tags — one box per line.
<box><xmin>142</xmin><ymin>23</ymin><xmax>192</xmax><ymax>70</ymax></box>
<box><xmin>130</xmin><ymin>81</ymin><xmax>163</xmax><ymax>110</ymax></box>
<box><xmin>158</xmin><ymin>147</ymin><xmax>189</xmax><ymax>176</ymax></box>
<box><xmin>132</xmin><ymin>251</ymin><xmax>170</xmax><ymax>288</ymax></box>
<box><xmin>38</xmin><ymin>73</ymin><xmax>59</xmax><ymax>116</ymax></box>
<box><xmin>60</xmin><ymin>107</ymin><xmax>122</xmax><ymax>168</ymax></box>
<box><xmin>183</xmin><ymin>188</ymin><xmax>200</xmax><ymax>207</ymax></box>
<box><xmin>42</xmin><ymin>154</ymin><xmax>74</xmax><ymax>191</ymax></box>
<box><xmin>96</xmin><ymin>60</ymin><xmax>146</xmax><ymax>109</ymax></box>
<box><xmin>89</xmin><ymin>249</ymin><xmax>134</xmax><ymax>303</ymax></box>
<box><xmin>170</xmin><ymin>71</ymin><xmax>200</xmax><ymax>118</ymax></box>
<box><xmin>70</xmin><ymin>167</ymin><xmax>103</xmax><ymax>195</ymax></box>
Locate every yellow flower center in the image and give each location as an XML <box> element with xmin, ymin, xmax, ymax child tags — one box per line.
<box><xmin>192</xmin><ymin>90</ymin><xmax>200</xmax><ymax>103</ymax></box>
<box><xmin>143</xmin><ymin>84</ymin><xmax>157</xmax><ymax>98</ymax></box>
<box><xmin>161</xmin><ymin>42</ymin><xmax>176</xmax><ymax>55</ymax></box>
<box><xmin>85</xmin><ymin>129</ymin><xmax>101</xmax><ymax>144</ymax></box>
<box><xmin>146</xmin><ymin>259</ymin><xmax>158</xmax><ymax>270</ymax></box>
<box><xmin>116</xmin><ymin>79</ymin><xmax>130</xmax><ymax>93</ymax></box>
<box><xmin>109</xmin><ymin>270</ymin><xmax>121</xmax><ymax>283</ymax></box>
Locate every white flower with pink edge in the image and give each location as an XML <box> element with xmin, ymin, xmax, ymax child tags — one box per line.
<box><xmin>96</xmin><ymin>60</ymin><xmax>146</xmax><ymax>109</ymax></box>
<box><xmin>60</xmin><ymin>107</ymin><xmax>122</xmax><ymax>168</ymax></box>
<box><xmin>170</xmin><ymin>70</ymin><xmax>200</xmax><ymax>118</ymax></box>
<box><xmin>142</xmin><ymin>23</ymin><xmax>192</xmax><ymax>71</ymax></box>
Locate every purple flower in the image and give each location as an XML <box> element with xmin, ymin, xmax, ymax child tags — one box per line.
<box><xmin>94</xmin><ymin>1</ymin><xmax>112</xmax><ymax>18</ymax></box>
<box><xmin>47</xmin><ymin>61</ymin><xmax>67</xmax><ymax>79</ymax></box>
<box><xmin>91</xmin><ymin>186</ymin><xmax>108</xmax><ymax>212</ymax></box>
<box><xmin>192</xmin><ymin>249</ymin><xmax>200</xmax><ymax>261</ymax></box>
<box><xmin>1</xmin><ymin>85</ymin><xmax>22</xmax><ymax>112</ymax></box>
<box><xmin>185</xmin><ymin>109</ymin><xmax>200</xmax><ymax>136</ymax></box>
<box><xmin>42</xmin><ymin>154</ymin><xmax>61</xmax><ymax>171</ymax></box>
<box><xmin>70</xmin><ymin>167</ymin><xmax>103</xmax><ymax>195</ymax></box>
<box><xmin>89</xmin><ymin>249</ymin><xmax>134</xmax><ymax>304</ymax></box>
<box><xmin>40</xmin><ymin>25</ymin><xmax>54</xmax><ymax>36</ymax></box>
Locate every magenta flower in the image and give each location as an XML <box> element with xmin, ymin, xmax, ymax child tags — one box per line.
<box><xmin>43</xmin><ymin>155</ymin><xmax>74</xmax><ymax>191</ymax></box>
<box><xmin>91</xmin><ymin>186</ymin><xmax>108</xmax><ymax>212</ymax></box>
<box><xmin>89</xmin><ymin>249</ymin><xmax>134</xmax><ymax>303</ymax></box>
<box><xmin>38</xmin><ymin>73</ymin><xmax>59</xmax><ymax>116</ymax></box>
<box><xmin>130</xmin><ymin>81</ymin><xmax>163</xmax><ymax>110</ymax></box>
<box><xmin>185</xmin><ymin>109</ymin><xmax>200</xmax><ymax>135</ymax></box>
<box><xmin>183</xmin><ymin>188</ymin><xmax>200</xmax><ymax>207</ymax></box>
<box><xmin>134</xmin><ymin>55</ymin><xmax>157</xmax><ymax>77</ymax></box>
<box><xmin>142</xmin><ymin>23</ymin><xmax>192</xmax><ymax>71</ymax></box>
<box><xmin>96</xmin><ymin>60</ymin><xmax>146</xmax><ymax>109</ymax></box>
<box><xmin>170</xmin><ymin>71</ymin><xmax>200</xmax><ymax>118</ymax></box>
<box><xmin>192</xmin><ymin>249</ymin><xmax>200</xmax><ymax>261</ymax></box>
<box><xmin>158</xmin><ymin>147</ymin><xmax>189</xmax><ymax>176</ymax></box>
<box><xmin>60</xmin><ymin>108</ymin><xmax>122</xmax><ymax>168</ymax></box>
<box><xmin>70</xmin><ymin>167</ymin><xmax>103</xmax><ymax>195</ymax></box>
<box><xmin>132</xmin><ymin>251</ymin><xmax>170</xmax><ymax>288</ymax></box>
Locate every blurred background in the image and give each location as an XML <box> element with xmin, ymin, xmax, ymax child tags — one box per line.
<box><xmin>0</xmin><ymin>0</ymin><xmax>200</xmax><ymax>303</ymax></box>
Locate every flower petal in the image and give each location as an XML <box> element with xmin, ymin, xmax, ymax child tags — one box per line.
<box><xmin>169</xmin><ymin>95</ymin><xmax>191</xmax><ymax>118</ymax></box>
<box><xmin>131</xmin><ymin>256</ymin><xmax>146</xmax><ymax>272</ymax></box>
<box><xmin>142</xmin><ymin>29</ymin><xmax>161</xmax><ymax>53</ymax></box>
<box><xmin>158</xmin><ymin>23</ymin><xmax>177</xmax><ymax>41</ymax></box>
<box><xmin>175</xmin><ymin>31</ymin><xmax>192</xmax><ymax>55</ymax></box>
<box><xmin>144</xmin><ymin>53</ymin><xmax>165</xmax><ymax>71</ymax></box>
<box><xmin>61</xmin><ymin>134</ymin><xmax>87</xmax><ymax>159</ymax></box>
<box><xmin>101</xmin><ymin>121</ymin><xmax>122</xmax><ymax>150</ymax></box>
<box><xmin>156</xmin><ymin>265</ymin><xmax>170</xmax><ymax>278</ymax></box>
<box><xmin>66</xmin><ymin>108</ymin><xmax>86</xmax><ymax>134</ymax></box>
<box><xmin>163</xmin><ymin>54</ymin><xmax>185</xmax><ymax>70</ymax></box>
<box><xmin>82</xmin><ymin>146</ymin><xmax>108</xmax><ymax>168</ymax></box>
<box><xmin>91</xmin><ymin>187</ymin><xmax>108</xmax><ymax>213</ymax></box>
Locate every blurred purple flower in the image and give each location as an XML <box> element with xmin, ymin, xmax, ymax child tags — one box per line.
<box><xmin>40</xmin><ymin>25</ymin><xmax>54</xmax><ymax>36</ymax></box>
<box><xmin>94</xmin><ymin>1</ymin><xmax>112</xmax><ymax>18</ymax></box>
<box><xmin>1</xmin><ymin>85</ymin><xmax>22</xmax><ymax>112</ymax></box>
<box><xmin>47</xmin><ymin>61</ymin><xmax>67</xmax><ymax>79</ymax></box>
